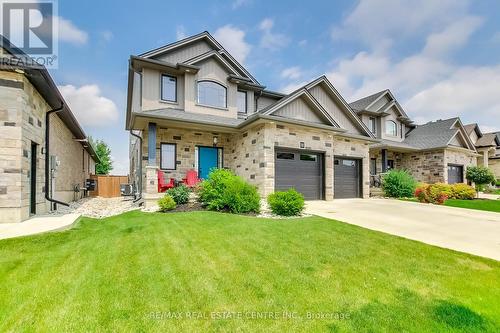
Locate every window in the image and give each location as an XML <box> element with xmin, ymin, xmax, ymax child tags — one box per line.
<box><xmin>161</xmin><ymin>75</ymin><xmax>176</xmax><ymax>102</ymax></box>
<box><xmin>369</xmin><ymin>117</ymin><xmax>376</xmax><ymax>133</ymax></box>
<box><xmin>197</xmin><ymin>80</ymin><xmax>227</xmax><ymax>108</ymax></box>
<box><xmin>300</xmin><ymin>154</ymin><xmax>317</xmax><ymax>161</ymax></box>
<box><xmin>342</xmin><ymin>160</ymin><xmax>356</xmax><ymax>167</ymax></box>
<box><xmin>385</xmin><ymin>120</ymin><xmax>397</xmax><ymax>136</ymax></box>
<box><xmin>237</xmin><ymin>90</ymin><xmax>247</xmax><ymax>113</ymax></box>
<box><xmin>160</xmin><ymin>143</ymin><xmax>176</xmax><ymax>170</ymax></box>
<box><xmin>277</xmin><ymin>152</ymin><xmax>294</xmax><ymax>160</ymax></box>
<box><xmin>387</xmin><ymin>160</ymin><xmax>394</xmax><ymax>170</ymax></box>
<box><xmin>370</xmin><ymin>158</ymin><xmax>377</xmax><ymax>175</ymax></box>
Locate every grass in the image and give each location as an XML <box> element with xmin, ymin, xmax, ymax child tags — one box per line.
<box><xmin>0</xmin><ymin>211</ymin><xmax>499</xmax><ymax>332</ymax></box>
<box><xmin>444</xmin><ymin>199</ymin><xmax>500</xmax><ymax>213</ymax></box>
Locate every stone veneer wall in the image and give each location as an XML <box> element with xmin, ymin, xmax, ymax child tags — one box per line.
<box><xmin>369</xmin><ymin>150</ymin><xmax>399</xmax><ymax>174</ymax></box>
<box><xmin>489</xmin><ymin>158</ymin><xmax>500</xmax><ymax>179</ymax></box>
<box><xmin>398</xmin><ymin>150</ymin><xmax>445</xmax><ymax>183</ymax></box>
<box><xmin>0</xmin><ymin>70</ymin><xmax>96</xmax><ymax>223</ymax></box>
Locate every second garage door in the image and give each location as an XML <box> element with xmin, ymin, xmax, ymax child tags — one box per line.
<box><xmin>447</xmin><ymin>164</ymin><xmax>464</xmax><ymax>184</ymax></box>
<box><xmin>275</xmin><ymin>150</ymin><xmax>323</xmax><ymax>200</ymax></box>
<box><xmin>334</xmin><ymin>157</ymin><xmax>361</xmax><ymax>199</ymax></box>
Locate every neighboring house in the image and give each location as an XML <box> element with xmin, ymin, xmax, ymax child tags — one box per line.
<box><xmin>126</xmin><ymin>32</ymin><xmax>377</xmax><ymax>207</ymax></box>
<box><xmin>0</xmin><ymin>38</ymin><xmax>99</xmax><ymax>223</ymax></box>
<box><xmin>350</xmin><ymin>90</ymin><xmax>478</xmax><ymax>189</ymax></box>
<box><xmin>464</xmin><ymin>124</ymin><xmax>500</xmax><ymax>179</ymax></box>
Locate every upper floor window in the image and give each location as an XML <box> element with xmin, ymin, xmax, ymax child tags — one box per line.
<box><xmin>237</xmin><ymin>90</ymin><xmax>247</xmax><ymax>113</ymax></box>
<box><xmin>197</xmin><ymin>80</ymin><xmax>227</xmax><ymax>109</ymax></box>
<box><xmin>161</xmin><ymin>75</ymin><xmax>177</xmax><ymax>102</ymax></box>
<box><xmin>385</xmin><ymin>120</ymin><xmax>397</xmax><ymax>136</ymax></box>
<box><xmin>368</xmin><ymin>117</ymin><xmax>376</xmax><ymax>133</ymax></box>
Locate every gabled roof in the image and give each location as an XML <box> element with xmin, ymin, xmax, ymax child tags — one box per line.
<box><xmin>464</xmin><ymin>123</ymin><xmax>482</xmax><ymax>137</ymax></box>
<box><xmin>139</xmin><ymin>31</ymin><xmax>260</xmax><ymax>85</ymax></box>
<box><xmin>403</xmin><ymin>118</ymin><xmax>476</xmax><ymax>151</ymax></box>
<box><xmin>476</xmin><ymin>133</ymin><xmax>500</xmax><ymax>147</ymax></box>
<box><xmin>350</xmin><ymin>89</ymin><xmax>412</xmax><ymax>124</ymax></box>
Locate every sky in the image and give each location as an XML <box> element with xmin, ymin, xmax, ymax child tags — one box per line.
<box><xmin>26</xmin><ymin>0</ymin><xmax>500</xmax><ymax>174</ymax></box>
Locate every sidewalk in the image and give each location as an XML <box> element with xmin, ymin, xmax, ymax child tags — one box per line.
<box><xmin>0</xmin><ymin>214</ymin><xmax>80</xmax><ymax>240</ymax></box>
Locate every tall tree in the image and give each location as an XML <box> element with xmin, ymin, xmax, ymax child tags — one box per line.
<box><xmin>90</xmin><ymin>137</ymin><xmax>113</xmax><ymax>175</ymax></box>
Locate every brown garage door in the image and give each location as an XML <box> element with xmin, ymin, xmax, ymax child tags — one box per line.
<box><xmin>334</xmin><ymin>157</ymin><xmax>361</xmax><ymax>199</ymax></box>
<box><xmin>275</xmin><ymin>150</ymin><xmax>323</xmax><ymax>200</ymax></box>
<box><xmin>448</xmin><ymin>164</ymin><xmax>464</xmax><ymax>184</ymax></box>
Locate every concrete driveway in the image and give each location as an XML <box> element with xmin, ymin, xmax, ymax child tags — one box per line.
<box><xmin>306</xmin><ymin>198</ymin><xmax>500</xmax><ymax>261</ymax></box>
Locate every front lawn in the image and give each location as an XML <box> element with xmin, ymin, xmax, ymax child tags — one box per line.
<box><xmin>444</xmin><ymin>199</ymin><xmax>500</xmax><ymax>213</ymax></box>
<box><xmin>1</xmin><ymin>211</ymin><xmax>499</xmax><ymax>332</ymax></box>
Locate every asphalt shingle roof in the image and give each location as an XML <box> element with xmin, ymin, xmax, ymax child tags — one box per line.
<box><xmin>403</xmin><ymin>118</ymin><xmax>461</xmax><ymax>150</ymax></box>
<box><xmin>475</xmin><ymin>133</ymin><xmax>498</xmax><ymax>147</ymax></box>
<box><xmin>463</xmin><ymin>123</ymin><xmax>477</xmax><ymax>135</ymax></box>
<box><xmin>349</xmin><ymin>90</ymin><xmax>387</xmax><ymax>111</ymax></box>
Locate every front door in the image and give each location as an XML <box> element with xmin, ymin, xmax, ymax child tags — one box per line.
<box><xmin>30</xmin><ymin>142</ymin><xmax>37</xmax><ymax>215</ymax></box>
<box><xmin>198</xmin><ymin>147</ymin><xmax>219</xmax><ymax>179</ymax></box>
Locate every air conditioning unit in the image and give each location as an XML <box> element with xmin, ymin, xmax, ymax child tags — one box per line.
<box><xmin>120</xmin><ymin>184</ymin><xmax>134</xmax><ymax>196</ymax></box>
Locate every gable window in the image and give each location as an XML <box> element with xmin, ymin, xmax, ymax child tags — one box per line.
<box><xmin>237</xmin><ymin>90</ymin><xmax>247</xmax><ymax>113</ymax></box>
<box><xmin>369</xmin><ymin>117</ymin><xmax>376</xmax><ymax>134</ymax></box>
<box><xmin>160</xmin><ymin>143</ymin><xmax>176</xmax><ymax>170</ymax></box>
<box><xmin>385</xmin><ymin>120</ymin><xmax>397</xmax><ymax>136</ymax></box>
<box><xmin>197</xmin><ymin>80</ymin><xmax>227</xmax><ymax>109</ymax></box>
<box><xmin>161</xmin><ymin>75</ymin><xmax>177</xmax><ymax>102</ymax></box>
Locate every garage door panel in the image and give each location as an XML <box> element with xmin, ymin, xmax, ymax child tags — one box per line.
<box><xmin>275</xmin><ymin>150</ymin><xmax>323</xmax><ymax>200</ymax></box>
<box><xmin>334</xmin><ymin>158</ymin><xmax>361</xmax><ymax>199</ymax></box>
<box><xmin>448</xmin><ymin>165</ymin><xmax>463</xmax><ymax>184</ymax></box>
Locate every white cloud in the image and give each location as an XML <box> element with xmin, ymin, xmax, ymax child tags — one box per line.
<box><xmin>422</xmin><ymin>16</ymin><xmax>482</xmax><ymax>57</ymax></box>
<box><xmin>213</xmin><ymin>25</ymin><xmax>251</xmax><ymax>64</ymax></box>
<box><xmin>176</xmin><ymin>25</ymin><xmax>186</xmax><ymax>40</ymax></box>
<box><xmin>59</xmin><ymin>84</ymin><xmax>119</xmax><ymax>127</ymax></box>
<box><xmin>100</xmin><ymin>30</ymin><xmax>113</xmax><ymax>42</ymax></box>
<box><xmin>280</xmin><ymin>80</ymin><xmax>310</xmax><ymax>94</ymax></box>
<box><xmin>232</xmin><ymin>0</ymin><xmax>251</xmax><ymax>9</ymax></box>
<box><xmin>280</xmin><ymin>66</ymin><xmax>303</xmax><ymax>80</ymax></box>
<box><xmin>258</xmin><ymin>18</ymin><xmax>290</xmax><ymax>51</ymax></box>
<box><xmin>57</xmin><ymin>16</ymin><xmax>88</xmax><ymax>45</ymax></box>
<box><xmin>331</xmin><ymin>0</ymin><xmax>470</xmax><ymax>45</ymax></box>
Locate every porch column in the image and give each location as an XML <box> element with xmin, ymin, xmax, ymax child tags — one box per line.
<box><xmin>381</xmin><ymin>149</ymin><xmax>388</xmax><ymax>173</ymax></box>
<box><xmin>483</xmin><ymin>150</ymin><xmax>489</xmax><ymax>168</ymax></box>
<box><xmin>148</xmin><ymin>122</ymin><xmax>157</xmax><ymax>166</ymax></box>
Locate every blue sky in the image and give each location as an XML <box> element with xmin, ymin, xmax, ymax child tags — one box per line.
<box><xmin>43</xmin><ymin>0</ymin><xmax>500</xmax><ymax>174</ymax></box>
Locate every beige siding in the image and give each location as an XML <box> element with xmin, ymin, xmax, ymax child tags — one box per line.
<box><xmin>256</xmin><ymin>95</ymin><xmax>279</xmax><ymax>111</ymax></box>
<box><xmin>309</xmin><ymin>84</ymin><xmax>363</xmax><ymax>135</ymax></box>
<box><xmin>141</xmin><ymin>68</ymin><xmax>185</xmax><ymax>111</ymax></box>
<box><xmin>367</xmin><ymin>95</ymin><xmax>390</xmax><ymax>112</ymax></box>
<box><xmin>273</xmin><ymin>97</ymin><xmax>327</xmax><ymax>124</ymax></box>
<box><xmin>489</xmin><ymin>158</ymin><xmax>500</xmax><ymax>179</ymax></box>
<box><xmin>153</xmin><ymin>40</ymin><xmax>213</xmax><ymax>63</ymax></box>
<box><xmin>469</xmin><ymin>130</ymin><xmax>479</xmax><ymax>145</ymax></box>
<box><xmin>380</xmin><ymin>107</ymin><xmax>404</xmax><ymax>142</ymax></box>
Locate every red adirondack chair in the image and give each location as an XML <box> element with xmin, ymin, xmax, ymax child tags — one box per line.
<box><xmin>157</xmin><ymin>170</ymin><xmax>175</xmax><ymax>192</ymax></box>
<box><xmin>182</xmin><ymin>169</ymin><xmax>201</xmax><ymax>187</ymax></box>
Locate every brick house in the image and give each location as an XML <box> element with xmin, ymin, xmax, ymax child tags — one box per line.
<box><xmin>463</xmin><ymin>124</ymin><xmax>500</xmax><ymax>180</ymax></box>
<box><xmin>126</xmin><ymin>32</ymin><xmax>377</xmax><ymax>207</ymax></box>
<box><xmin>0</xmin><ymin>39</ymin><xmax>99</xmax><ymax>223</ymax></box>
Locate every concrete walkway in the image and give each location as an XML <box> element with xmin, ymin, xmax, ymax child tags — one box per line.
<box><xmin>306</xmin><ymin>199</ymin><xmax>500</xmax><ymax>261</ymax></box>
<box><xmin>0</xmin><ymin>214</ymin><xmax>80</xmax><ymax>240</ymax></box>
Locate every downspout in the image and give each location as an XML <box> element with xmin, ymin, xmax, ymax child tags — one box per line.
<box><xmin>130</xmin><ymin>130</ymin><xmax>142</xmax><ymax>203</ymax></box>
<box><xmin>45</xmin><ymin>104</ymin><xmax>69</xmax><ymax>207</ymax></box>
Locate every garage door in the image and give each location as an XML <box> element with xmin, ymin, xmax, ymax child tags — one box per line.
<box><xmin>334</xmin><ymin>157</ymin><xmax>361</xmax><ymax>199</ymax></box>
<box><xmin>448</xmin><ymin>164</ymin><xmax>463</xmax><ymax>184</ymax></box>
<box><xmin>275</xmin><ymin>150</ymin><xmax>323</xmax><ymax>200</ymax></box>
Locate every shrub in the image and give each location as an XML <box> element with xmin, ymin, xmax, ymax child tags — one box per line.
<box><xmin>414</xmin><ymin>183</ymin><xmax>449</xmax><ymax>205</ymax></box>
<box><xmin>267</xmin><ymin>189</ymin><xmax>305</xmax><ymax>216</ymax></box>
<box><xmin>450</xmin><ymin>183</ymin><xmax>475</xmax><ymax>200</ymax></box>
<box><xmin>381</xmin><ymin>169</ymin><xmax>417</xmax><ymax>198</ymax></box>
<box><xmin>158</xmin><ymin>195</ymin><xmax>176</xmax><ymax>212</ymax></box>
<box><xmin>166</xmin><ymin>185</ymin><xmax>190</xmax><ymax>205</ymax></box>
<box><xmin>415</xmin><ymin>184</ymin><xmax>430</xmax><ymax>203</ymax></box>
<box><xmin>466</xmin><ymin>166</ymin><xmax>496</xmax><ymax>196</ymax></box>
<box><xmin>428</xmin><ymin>183</ymin><xmax>453</xmax><ymax>201</ymax></box>
<box><xmin>496</xmin><ymin>179</ymin><xmax>500</xmax><ymax>187</ymax></box>
<box><xmin>197</xmin><ymin>169</ymin><xmax>260</xmax><ymax>214</ymax></box>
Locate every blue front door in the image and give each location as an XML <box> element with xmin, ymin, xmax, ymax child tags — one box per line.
<box><xmin>199</xmin><ymin>147</ymin><xmax>219</xmax><ymax>179</ymax></box>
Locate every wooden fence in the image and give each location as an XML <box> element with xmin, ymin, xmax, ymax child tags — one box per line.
<box><xmin>89</xmin><ymin>175</ymin><xmax>129</xmax><ymax>198</ymax></box>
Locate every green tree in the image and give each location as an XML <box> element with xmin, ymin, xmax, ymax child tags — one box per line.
<box><xmin>89</xmin><ymin>137</ymin><xmax>113</xmax><ymax>175</ymax></box>
<box><xmin>465</xmin><ymin>166</ymin><xmax>495</xmax><ymax>197</ymax></box>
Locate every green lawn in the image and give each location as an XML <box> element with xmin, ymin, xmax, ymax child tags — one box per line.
<box><xmin>1</xmin><ymin>211</ymin><xmax>499</xmax><ymax>332</ymax></box>
<box><xmin>444</xmin><ymin>199</ymin><xmax>500</xmax><ymax>213</ymax></box>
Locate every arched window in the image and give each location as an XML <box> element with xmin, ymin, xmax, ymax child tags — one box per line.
<box><xmin>385</xmin><ymin>120</ymin><xmax>397</xmax><ymax>136</ymax></box>
<box><xmin>197</xmin><ymin>80</ymin><xmax>227</xmax><ymax>108</ymax></box>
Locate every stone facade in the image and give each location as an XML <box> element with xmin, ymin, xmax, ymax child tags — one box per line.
<box><xmin>140</xmin><ymin>121</ymin><xmax>371</xmax><ymax>201</ymax></box>
<box><xmin>0</xmin><ymin>70</ymin><xmax>96</xmax><ymax>223</ymax></box>
<box><xmin>369</xmin><ymin>148</ymin><xmax>477</xmax><ymax>184</ymax></box>
<box><xmin>489</xmin><ymin>158</ymin><xmax>500</xmax><ymax>179</ymax></box>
